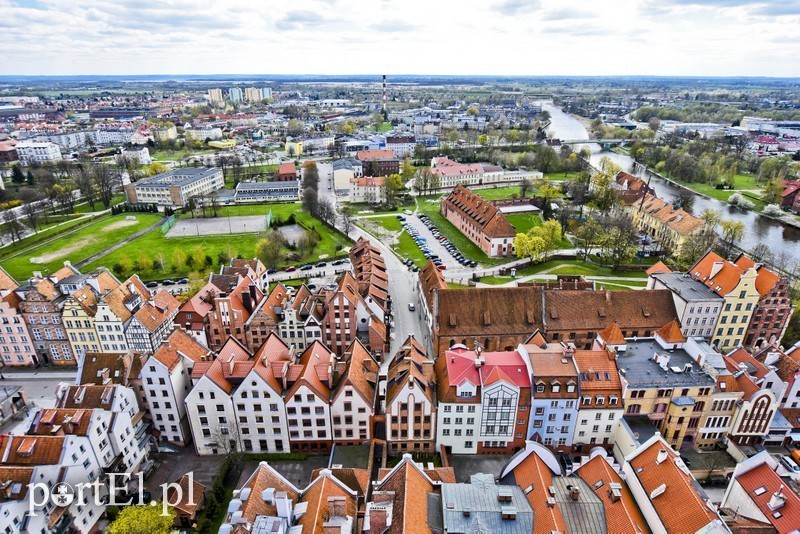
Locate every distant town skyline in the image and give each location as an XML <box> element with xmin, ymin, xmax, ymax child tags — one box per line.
<box><xmin>2</xmin><ymin>0</ymin><xmax>799</xmax><ymax>77</ymax></box>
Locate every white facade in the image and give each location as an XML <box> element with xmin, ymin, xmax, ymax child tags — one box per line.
<box><xmin>574</xmin><ymin>404</ymin><xmax>622</xmax><ymax>447</ymax></box>
<box><xmin>277</xmin><ymin>309</ymin><xmax>322</xmax><ymax>352</ymax></box>
<box><xmin>331</xmin><ymin>383</ymin><xmax>372</xmax><ymax>443</ymax></box>
<box><xmin>95</xmin><ymin>129</ymin><xmax>134</xmax><ymax>145</ymax></box>
<box><xmin>185</xmin><ymin>376</ymin><xmax>237</xmax><ymax>455</ymax></box>
<box><xmin>185</xmin><ymin>127</ymin><xmax>223</xmax><ymax>142</ymax></box>
<box><xmin>233</xmin><ymin>370</ymin><xmax>290</xmax><ymax>453</ymax></box>
<box><xmin>349</xmin><ymin>178</ymin><xmax>386</xmax><ymax>204</ymax></box>
<box><xmin>141</xmin><ymin>356</ymin><xmax>193</xmax><ymax>446</ymax></box>
<box><xmin>94</xmin><ymin>302</ymin><xmax>131</xmax><ymax>353</ymax></box>
<box><xmin>118</xmin><ymin>146</ymin><xmax>152</xmax><ymax>166</ymax></box>
<box><xmin>15</xmin><ymin>141</ymin><xmax>62</xmax><ymax>165</ymax></box>
<box><xmin>285</xmin><ymin>384</ymin><xmax>332</xmax><ymax>448</ymax></box>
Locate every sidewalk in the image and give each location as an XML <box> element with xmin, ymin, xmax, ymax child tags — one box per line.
<box><xmin>0</xmin><ymin>368</ymin><xmax>76</xmax><ymax>379</ymax></box>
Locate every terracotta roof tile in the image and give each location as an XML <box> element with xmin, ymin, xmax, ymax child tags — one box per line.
<box><xmin>510</xmin><ymin>451</ymin><xmax>568</xmax><ymax>533</ymax></box>
<box><xmin>442</xmin><ymin>184</ymin><xmax>516</xmax><ymax>239</ymax></box>
<box><xmin>235</xmin><ymin>463</ymin><xmax>300</xmax><ymax>526</ymax></box>
<box><xmin>639</xmin><ymin>194</ymin><xmax>703</xmax><ymax>235</ymax></box>
<box><xmin>655</xmin><ymin>320</ymin><xmax>686</xmax><ymax>344</ymax></box>
<box><xmin>297</xmin><ymin>473</ymin><xmax>357</xmax><ymax>534</ymax></box>
<box><xmin>133</xmin><ymin>289</ymin><xmax>179</xmax><ymax>332</ymax></box>
<box><xmin>27</xmin><ymin>408</ymin><xmax>94</xmax><ymax>436</ymax></box>
<box><xmin>335</xmin><ymin>339</ymin><xmax>379</xmax><ymax>407</ymax></box>
<box><xmin>167</xmin><ymin>474</ymin><xmax>205</xmax><ymax>517</ymax></box>
<box><xmin>0</xmin><ymin>466</ymin><xmax>35</xmax><ymax>501</ymax></box>
<box><xmin>735</xmin><ymin>461</ymin><xmax>800</xmax><ymax>532</ymax></box>
<box><xmin>78</xmin><ymin>352</ymin><xmax>131</xmax><ymax>385</ymax></box>
<box><xmin>386</xmin><ymin>337</ymin><xmax>434</xmax><ymax>405</ymax></box>
<box><xmin>374</xmin><ymin>459</ymin><xmax>438</xmax><ymax>534</ymax></box>
<box><xmin>598</xmin><ymin>323</ymin><xmax>626</xmax><ymax>345</ymax></box>
<box><xmin>645</xmin><ymin>260</ymin><xmax>671</xmax><ymax>276</ymax></box>
<box><xmin>2</xmin><ymin>435</ymin><xmax>65</xmax><ymax>466</ymax></box>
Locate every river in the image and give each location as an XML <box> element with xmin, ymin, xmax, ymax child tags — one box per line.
<box><xmin>540</xmin><ymin>102</ymin><xmax>800</xmax><ymax>260</ymax></box>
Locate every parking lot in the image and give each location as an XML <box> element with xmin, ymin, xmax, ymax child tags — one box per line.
<box><xmin>398</xmin><ymin>213</ymin><xmax>476</xmax><ymax>273</ymax></box>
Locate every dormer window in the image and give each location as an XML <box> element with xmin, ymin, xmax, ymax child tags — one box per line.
<box><xmin>551</xmin><ymin>383</ymin><xmax>560</xmax><ymax>393</ymax></box>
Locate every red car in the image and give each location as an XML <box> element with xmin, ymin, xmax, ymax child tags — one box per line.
<box><xmin>437</xmin><ymin>265</ymin><xmax>447</xmax><ymax>270</ymax></box>
<box><xmin>285</xmin><ymin>266</ymin><xmax>297</xmax><ymax>272</ymax></box>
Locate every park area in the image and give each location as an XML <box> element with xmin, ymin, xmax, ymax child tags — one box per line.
<box><xmin>0</xmin><ymin>213</ymin><xmax>162</xmax><ymax>279</ymax></box>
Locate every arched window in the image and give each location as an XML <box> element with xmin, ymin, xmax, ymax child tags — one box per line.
<box><xmin>484</xmin><ymin>338</ymin><xmax>490</xmax><ymax>350</ymax></box>
<box><xmin>449</xmin><ymin>339</ymin><xmax>455</xmax><ymax>347</ymax></box>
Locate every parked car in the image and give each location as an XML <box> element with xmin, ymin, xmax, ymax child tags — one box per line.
<box><xmin>267</xmin><ymin>268</ymin><xmax>277</xmax><ymax>274</ymax></box>
<box><xmin>408</xmin><ymin>303</ymin><xmax>416</xmax><ymax>311</ymax></box>
<box><xmin>300</xmin><ymin>264</ymin><xmax>313</xmax><ymax>271</ymax></box>
<box><xmin>404</xmin><ymin>209</ymin><xmax>413</xmax><ymax>215</ymax></box>
<box><xmin>161</xmin><ymin>280</ymin><xmax>175</xmax><ymax>286</ymax></box>
<box><xmin>178</xmin><ymin>278</ymin><xmax>189</xmax><ymax>284</ymax></box>
<box><xmin>437</xmin><ymin>264</ymin><xmax>447</xmax><ymax>270</ymax></box>
<box><xmin>315</xmin><ymin>261</ymin><xmax>327</xmax><ymax>268</ymax></box>
<box><xmin>285</xmin><ymin>266</ymin><xmax>297</xmax><ymax>272</ymax></box>
<box><xmin>145</xmin><ymin>281</ymin><xmax>158</xmax><ymax>288</ymax></box>
<box><xmin>781</xmin><ymin>455</ymin><xmax>800</xmax><ymax>473</ymax></box>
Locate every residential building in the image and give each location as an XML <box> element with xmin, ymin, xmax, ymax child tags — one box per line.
<box><xmin>232</xmin><ymin>334</ymin><xmax>293</xmax><ymax>454</ymax></box>
<box><xmin>690</xmin><ymin>251</ymin><xmax>785</xmax><ymax>350</ymax></box>
<box><xmin>14</xmin><ymin>140</ymin><xmax>62</xmax><ymax>165</ymax></box>
<box><xmin>152</xmin><ymin>124</ymin><xmax>178</xmax><ymax>141</ymax></box>
<box><xmin>62</xmin><ymin>270</ymin><xmax>121</xmax><ymax>358</ymax></box>
<box><xmin>174</xmin><ymin>281</ymin><xmax>219</xmax><ymax>347</ymax></box>
<box><xmin>435</xmin><ymin>345</ymin><xmax>531</xmax><ymax>454</ymax></box>
<box><xmin>221</xmin><ymin>258</ymin><xmax>270</xmax><ymax>292</ymax></box>
<box><xmin>141</xmin><ymin>328</ymin><xmax>211</xmax><ymax>446</ymax></box>
<box><xmin>184</xmin><ymin>126</ymin><xmax>223</xmax><ymax>142</ymax></box>
<box><xmin>385</xmin><ymin>134</ymin><xmax>416</xmax><ymax>157</ymax></box>
<box><xmin>385</xmin><ymin>337</ymin><xmax>436</xmax><ymax>454</ymax></box>
<box><xmin>429</xmin><ymin>156</ymin><xmax>542</xmax><ymax>190</ymax></box>
<box><xmin>0</xmin><ymin>139</ymin><xmax>18</xmax><ymax>163</ymax></box>
<box><xmin>723</xmin><ymin>348</ymin><xmax>780</xmax><ymax>446</ymax></box>
<box><xmin>349</xmin><ymin>176</ymin><xmax>387</xmax><ymax>204</ymax></box>
<box><xmin>276</xmin><ymin>284</ymin><xmax>324</xmax><ymax>352</ymax></box>
<box><xmin>57</xmin><ymin>383</ymin><xmax>150</xmax><ymax>474</ymax></box>
<box><xmin>332</xmin><ymin>158</ymin><xmax>363</xmax><ymax>194</ymax></box>
<box><xmin>356</xmin><ymin>149</ymin><xmax>399</xmax><ymax>176</ymax></box>
<box><xmin>0</xmin><ymin>267</ymin><xmax>37</xmax><ymax>367</ymax></box>
<box><xmin>244</xmin><ymin>86</ymin><xmax>271</xmax><ymax>102</ymax></box>
<box><xmin>124</xmin><ymin>167</ymin><xmax>224</xmax><ymax>207</ymax></box>
<box><xmin>242</xmin><ymin>283</ymin><xmax>285</xmax><ymax>351</ymax></box>
<box><xmin>125</xmin><ymin>289</ymin><xmax>180</xmax><ymax>354</ymax></box>
<box><xmin>220</xmin><ymin>462</ymin><xmax>357</xmax><ymax>534</ymax></box>
<box><xmin>205</xmin><ymin>276</ymin><xmax>264</xmax><ymax>351</ymax></box>
<box><xmin>628</xmin><ymin>194</ymin><xmax>704</xmax><ymax>255</ymax></box>
<box><xmin>228</xmin><ymin>87</ymin><xmax>243</xmax><ymax>102</ymax></box>
<box><xmin>647</xmin><ymin>267</ymin><xmax>724</xmax><ymax>339</ymax></box>
<box><xmin>321</xmin><ymin>271</ymin><xmax>387</xmax><ymax>359</ymax></box>
<box><xmin>440</xmin><ymin>184</ymin><xmax>516</xmax><ymax>257</ymax></box>
<box><xmin>117</xmin><ymin>145</ymin><xmax>151</xmax><ymax>165</ymax></box>
<box><xmin>498</xmin><ymin>441</ymin><xmax>609</xmax><ymax>533</ymax></box>
<box><xmin>276</xmin><ymin>161</ymin><xmax>298</xmax><ymax>181</ymax></box>
<box><xmin>0</xmin><ymin>435</ymin><xmax>104</xmax><ymax>533</ymax></box>
<box><xmin>185</xmin><ymin>337</ymin><xmax>250</xmax><ymax>455</ymax></box>
<box><xmin>720</xmin><ymin>451</ymin><xmax>800</xmax><ymax>533</ymax></box>
<box><xmin>519</xmin><ymin>340</ymin><xmax>580</xmax><ymax>451</ymax></box>
<box><xmin>732</xmin><ymin>253</ymin><xmax>795</xmax><ymax>348</ymax></box>
<box><xmin>622</xmin><ymin>435</ymin><xmax>728</xmax><ymax>533</ymax></box>
<box><xmin>207</xmin><ymin>88</ymin><xmax>224</xmax><ymax>103</ymax></box>
<box><xmin>754</xmin><ymin>343</ymin><xmax>800</xmax><ymax>408</ymax></box>
<box><xmin>330</xmin><ymin>339</ymin><xmax>379</xmax><ymax>444</ymax></box>
<box><xmin>365</xmin><ymin>454</ymin><xmax>455</xmax><ymax>534</ymax></box>
<box><xmin>439</xmin><ymin>473</ymin><xmax>534</xmax><ymax>533</ymax></box>
<box><xmin>417</xmin><ymin>258</ymin><xmax>447</xmax><ymax>339</ymax></box>
<box><xmin>15</xmin><ymin>271</ymin><xmax>76</xmax><ymax>365</ymax></box>
<box><xmin>573</xmin><ymin>347</ymin><xmax>624</xmax><ymax>449</ymax></box>
<box><xmin>94</xmin><ymin>274</ymin><xmax>151</xmax><ymax>353</ymax></box>
<box><xmin>284</xmin><ymin>341</ymin><xmax>335</xmax><ymax>453</ymax></box>
<box><xmin>167</xmin><ymin>474</ymin><xmax>206</xmax><ymax>530</ymax></box>
<box><xmin>349</xmin><ymin>237</ymin><xmax>390</xmax><ymax>316</ymax></box>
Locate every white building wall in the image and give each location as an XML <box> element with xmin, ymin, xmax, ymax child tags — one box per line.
<box><xmin>185</xmin><ymin>377</ymin><xmax>237</xmax><ymax>455</ymax></box>
<box><xmin>232</xmin><ymin>372</ymin><xmax>290</xmax><ymax>453</ymax></box>
<box><xmin>285</xmin><ymin>385</ymin><xmax>332</xmax><ymax>446</ymax></box>
<box><xmin>331</xmin><ymin>384</ymin><xmax>372</xmax><ymax>442</ymax></box>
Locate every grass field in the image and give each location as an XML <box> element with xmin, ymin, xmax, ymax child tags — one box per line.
<box><xmin>662</xmin><ymin>171</ymin><xmax>765</xmax><ymax>210</ymax></box>
<box><xmin>2</xmin><ymin>213</ymin><xmax>162</xmax><ymax>279</ymax></box>
<box><xmin>369</xmin><ymin>216</ymin><xmax>404</xmax><ymax>233</ymax></box>
<box><xmin>72</xmin><ymin>193</ymin><xmax>126</xmax><ymax>214</ymax></box>
<box><xmin>505</xmin><ymin>213</ymin><xmax>542</xmax><ymax>234</ymax></box>
<box><xmin>343</xmin><ymin>200</ymin><xmax>415</xmax><ymax>215</ymax></box>
<box><xmin>85</xmin><ymin>203</ymin><xmax>351</xmax><ymax>281</ymax></box>
<box><xmin>544</xmin><ymin>171</ymin><xmax>582</xmax><ymax>181</ymax></box>
<box><xmin>150</xmin><ymin>148</ymin><xmax>215</xmax><ymax>161</ymax></box>
<box><xmin>392</xmin><ymin>231</ymin><xmax>428</xmax><ymax>267</ymax></box>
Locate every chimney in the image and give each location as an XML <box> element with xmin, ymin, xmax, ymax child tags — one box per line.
<box><xmin>328</xmin><ymin>496</ymin><xmax>346</xmax><ymax>517</ymax></box>
<box><xmin>275</xmin><ymin>491</ymin><xmax>293</xmax><ymax>519</ymax></box>
<box><xmin>569</xmin><ymin>485</ymin><xmax>580</xmax><ymax>501</ymax></box>
<box><xmin>656</xmin><ymin>449</ymin><xmax>669</xmax><ymax>465</ymax></box>
<box><xmin>768</xmin><ymin>487</ymin><xmax>786</xmax><ymax>510</ymax></box>
<box><xmin>242</xmin><ymin>292</ymin><xmax>253</xmax><ymax>314</ymax></box>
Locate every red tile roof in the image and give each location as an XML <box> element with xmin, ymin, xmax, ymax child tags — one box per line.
<box><xmin>735</xmin><ymin>461</ymin><xmax>800</xmax><ymax>532</ymax></box>
<box><xmin>356</xmin><ymin>149</ymin><xmax>395</xmax><ymax>161</ymax></box>
<box><xmin>442</xmin><ymin>184</ymin><xmax>516</xmax><ymax>239</ymax></box>
<box><xmin>437</xmin><ymin>347</ymin><xmax>530</xmax><ymax>403</ymax></box>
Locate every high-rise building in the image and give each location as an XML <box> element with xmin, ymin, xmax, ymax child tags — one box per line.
<box><xmin>228</xmin><ymin>87</ymin><xmax>243</xmax><ymax>102</ymax></box>
<box><xmin>207</xmin><ymin>88</ymin><xmax>224</xmax><ymax>103</ymax></box>
<box><xmin>244</xmin><ymin>87</ymin><xmax>272</xmax><ymax>102</ymax></box>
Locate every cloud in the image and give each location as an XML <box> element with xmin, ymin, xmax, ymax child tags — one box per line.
<box><xmin>659</xmin><ymin>0</ymin><xmax>800</xmax><ymax>15</ymax></box>
<box><xmin>369</xmin><ymin>20</ymin><xmax>419</xmax><ymax>32</ymax></box>
<box><xmin>495</xmin><ymin>0</ymin><xmax>541</xmax><ymax>16</ymax></box>
<box><xmin>277</xmin><ymin>10</ymin><xmax>335</xmax><ymax>30</ymax></box>
<box><xmin>541</xmin><ymin>8</ymin><xmax>594</xmax><ymax>21</ymax></box>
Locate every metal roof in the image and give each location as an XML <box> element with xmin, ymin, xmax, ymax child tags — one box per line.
<box><xmin>551</xmin><ymin>477</ymin><xmax>607</xmax><ymax>534</ymax></box>
<box><xmin>617</xmin><ymin>339</ymin><xmax>716</xmax><ymax>388</ymax></box>
<box><xmin>440</xmin><ymin>473</ymin><xmax>533</xmax><ymax>534</ymax></box>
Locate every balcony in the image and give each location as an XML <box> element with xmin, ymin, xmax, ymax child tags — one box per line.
<box><xmin>103</xmin><ymin>452</ymin><xmax>125</xmax><ymax>475</ymax></box>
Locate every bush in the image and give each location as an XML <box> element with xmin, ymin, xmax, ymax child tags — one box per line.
<box><xmin>728</xmin><ymin>193</ymin><xmax>754</xmax><ymax>210</ymax></box>
<box><xmin>763</xmin><ymin>204</ymin><xmax>783</xmax><ymax>217</ymax></box>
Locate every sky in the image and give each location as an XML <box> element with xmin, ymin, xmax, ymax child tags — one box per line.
<box><xmin>1</xmin><ymin>0</ymin><xmax>799</xmax><ymax>77</ymax></box>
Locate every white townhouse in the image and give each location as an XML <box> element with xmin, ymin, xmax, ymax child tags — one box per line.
<box><xmin>330</xmin><ymin>340</ymin><xmax>378</xmax><ymax>445</ymax></box>
<box><xmin>58</xmin><ymin>384</ymin><xmax>150</xmax><ymax>474</ymax></box>
<box><xmin>141</xmin><ymin>329</ymin><xmax>210</xmax><ymax>446</ymax></box>
<box><xmin>125</xmin><ymin>289</ymin><xmax>180</xmax><ymax>354</ymax></box>
<box><xmin>95</xmin><ymin>275</ymin><xmax>151</xmax><ymax>353</ymax></box>
<box><xmin>15</xmin><ymin>140</ymin><xmax>62</xmax><ymax>165</ymax></box>
<box><xmin>276</xmin><ymin>285</ymin><xmax>323</xmax><ymax>352</ymax></box>
<box><xmin>232</xmin><ymin>334</ymin><xmax>293</xmax><ymax>454</ymax></box>
<box><xmin>284</xmin><ymin>342</ymin><xmax>335</xmax><ymax>453</ymax></box>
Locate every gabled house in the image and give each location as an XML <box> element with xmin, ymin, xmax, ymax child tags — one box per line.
<box><xmin>126</xmin><ymin>289</ymin><xmax>180</xmax><ymax>354</ymax></box>
<box><xmin>0</xmin><ymin>266</ymin><xmax>37</xmax><ymax>367</ymax></box>
<box><xmin>277</xmin><ymin>284</ymin><xmax>324</xmax><ymax>352</ymax></box>
<box><xmin>330</xmin><ymin>339</ymin><xmax>379</xmax><ymax>445</ymax></box>
<box><xmin>322</xmin><ymin>271</ymin><xmax>387</xmax><ymax>359</ymax></box>
<box><xmin>284</xmin><ymin>341</ymin><xmax>335</xmax><ymax>453</ymax></box>
<box><xmin>94</xmin><ymin>274</ymin><xmax>151</xmax><ymax>353</ymax></box>
<box><xmin>174</xmin><ymin>280</ymin><xmax>219</xmax><ymax>347</ymax></box>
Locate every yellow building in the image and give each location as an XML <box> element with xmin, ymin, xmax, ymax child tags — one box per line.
<box><xmin>284</xmin><ymin>140</ymin><xmax>303</xmax><ymax>157</ymax></box>
<box><xmin>629</xmin><ymin>194</ymin><xmax>704</xmax><ymax>255</ymax></box>
<box><xmin>63</xmin><ymin>271</ymin><xmax>120</xmax><ymax>359</ymax></box>
<box><xmin>689</xmin><ymin>251</ymin><xmax>761</xmax><ymax>351</ymax></box>
<box><xmin>208</xmin><ymin>139</ymin><xmax>236</xmax><ymax>149</ymax></box>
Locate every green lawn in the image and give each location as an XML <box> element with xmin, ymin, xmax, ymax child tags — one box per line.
<box><xmin>2</xmin><ymin>213</ymin><xmax>162</xmax><ymax>280</ymax></box>
<box><xmin>392</xmin><ymin>231</ymin><xmax>428</xmax><ymax>267</ymax></box>
<box><xmin>72</xmin><ymin>193</ymin><xmax>126</xmax><ymax>214</ymax></box>
<box><xmin>419</xmin><ymin>201</ymin><xmax>506</xmax><ymax>266</ymax></box>
<box><xmin>544</xmin><ymin>171</ymin><xmax>582</xmax><ymax>182</ymax></box>
<box><xmin>661</xmin><ymin>172</ymin><xmax>765</xmax><ymax>211</ymax></box>
<box><xmin>342</xmin><ymin>200</ymin><xmax>415</xmax><ymax>215</ymax></box>
<box><xmin>85</xmin><ymin>203</ymin><xmax>351</xmax><ymax>281</ymax></box>
<box><xmin>506</xmin><ymin>213</ymin><xmax>543</xmax><ymax>234</ymax></box>
<box><xmin>369</xmin><ymin>215</ymin><xmax>404</xmax><ymax>233</ymax></box>
<box><xmin>149</xmin><ymin>147</ymin><xmax>215</xmax><ymax>161</ymax></box>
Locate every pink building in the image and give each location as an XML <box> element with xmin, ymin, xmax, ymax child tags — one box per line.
<box><xmin>0</xmin><ymin>268</ymin><xmax>38</xmax><ymax>367</ymax></box>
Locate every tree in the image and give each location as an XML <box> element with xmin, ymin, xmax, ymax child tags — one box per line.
<box><xmin>26</xmin><ymin>170</ymin><xmax>35</xmax><ymax>186</ymax></box>
<box><xmin>382</xmin><ymin>173</ymin><xmax>404</xmax><ymax>209</ymax></box>
<box><xmin>2</xmin><ymin>209</ymin><xmax>23</xmax><ymax>242</ymax></box>
<box><xmin>52</xmin><ymin>183</ymin><xmax>76</xmax><ymax>213</ymax></box>
<box><xmin>10</xmin><ymin>165</ymin><xmax>25</xmax><ymax>184</ymax></box>
<box><xmin>413</xmin><ymin>143</ymin><xmax>427</xmax><ymax>162</ymax></box>
<box><xmin>648</xmin><ymin>117</ymin><xmax>661</xmax><ymax>132</ymax></box>
<box><xmin>118</xmin><ymin>254</ymin><xmax>134</xmax><ymax>275</ymax></box>
<box><xmin>302</xmin><ymin>187</ymin><xmax>318</xmax><ymax>215</ymax></box>
<box><xmin>171</xmin><ymin>249</ymin><xmax>187</xmax><ymax>271</ymax></box>
<box><xmin>538</xmin><ymin>182</ymin><xmax>562</xmax><ymax>219</ymax></box>
<box><xmin>535</xmin><ymin>146</ymin><xmax>559</xmax><ymax>174</ymax></box>
<box><xmin>340</xmin><ymin>205</ymin><xmax>354</xmax><ymax>236</ymax></box>
<box><xmin>674</xmin><ymin>190</ymin><xmax>696</xmax><ymax>212</ymax></box>
<box><xmin>255</xmin><ymin>230</ymin><xmax>286</xmax><ymax>268</ymax></box>
<box><xmin>514</xmin><ymin>233</ymin><xmax>547</xmax><ymax>262</ymax></box>
<box><xmin>191</xmin><ymin>246</ymin><xmax>206</xmax><ymax>271</ymax></box>
<box><xmin>287</xmin><ymin>118</ymin><xmax>304</xmax><ymax>136</ymax></box>
<box><xmin>718</xmin><ymin>219</ymin><xmax>744</xmax><ymax>258</ymax></box>
<box><xmin>678</xmin><ymin>227</ymin><xmax>717</xmax><ymax>268</ymax></box>
<box><xmin>401</xmin><ymin>158</ymin><xmax>415</xmax><ymax>181</ymax></box>
<box><xmin>296</xmin><ymin>230</ymin><xmax>319</xmax><ymax>258</ymax></box>
<box><xmin>762</xmin><ymin>176</ymin><xmax>785</xmax><ymax>204</ymax></box>
<box><xmin>600</xmin><ymin>227</ymin><xmax>636</xmax><ymax>270</ymax></box>
<box><xmin>519</xmin><ymin>178</ymin><xmax>533</xmax><ymax>198</ymax></box>
<box><xmin>302</xmin><ymin>161</ymin><xmax>319</xmax><ymax>190</ymax></box>
<box><xmin>74</xmin><ymin>166</ymin><xmax>98</xmax><ymax>210</ymax></box>
<box><xmin>316</xmin><ymin>198</ymin><xmax>336</xmax><ymax>225</ymax></box>
<box><xmin>92</xmin><ymin>165</ymin><xmax>122</xmax><ymax>209</ymax></box>
<box><xmin>137</xmin><ymin>251</ymin><xmax>153</xmax><ymax>272</ymax></box>
<box><xmin>575</xmin><ymin>217</ymin><xmax>603</xmax><ymax>260</ymax></box>
<box><xmin>107</xmin><ymin>502</ymin><xmax>174</xmax><ymax>534</ymax></box>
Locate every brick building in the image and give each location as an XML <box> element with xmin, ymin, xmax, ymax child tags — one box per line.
<box><xmin>440</xmin><ymin>185</ymin><xmax>516</xmax><ymax>257</ymax></box>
